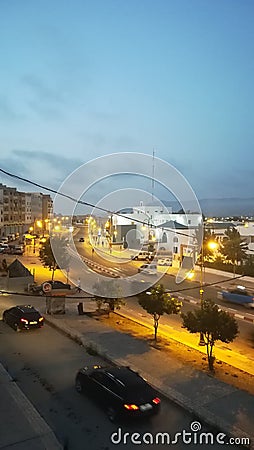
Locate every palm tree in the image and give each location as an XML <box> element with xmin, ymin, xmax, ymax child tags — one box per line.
<box><xmin>221</xmin><ymin>227</ymin><xmax>248</xmax><ymax>275</ymax></box>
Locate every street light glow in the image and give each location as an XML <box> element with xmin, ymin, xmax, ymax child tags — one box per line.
<box><xmin>207</xmin><ymin>241</ymin><xmax>218</xmax><ymax>250</ymax></box>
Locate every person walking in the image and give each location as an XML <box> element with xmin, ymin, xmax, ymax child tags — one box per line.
<box><xmin>77</xmin><ymin>277</ymin><xmax>81</xmax><ymax>293</ymax></box>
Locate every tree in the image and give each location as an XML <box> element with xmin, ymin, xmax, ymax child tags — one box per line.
<box><xmin>194</xmin><ymin>225</ymin><xmax>219</xmax><ymax>265</ymax></box>
<box><xmin>39</xmin><ymin>237</ymin><xmax>70</xmax><ymax>281</ymax></box>
<box><xmin>92</xmin><ymin>279</ymin><xmax>125</xmax><ymax>315</ymax></box>
<box><xmin>138</xmin><ymin>284</ymin><xmax>182</xmax><ymax>341</ymax></box>
<box><xmin>148</xmin><ymin>243</ymin><xmax>155</xmax><ymax>253</ymax></box>
<box><xmin>182</xmin><ymin>299</ymin><xmax>238</xmax><ymax>371</ymax></box>
<box><xmin>221</xmin><ymin>227</ymin><xmax>248</xmax><ymax>274</ymax></box>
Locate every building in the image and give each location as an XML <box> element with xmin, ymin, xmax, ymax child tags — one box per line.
<box><xmin>236</xmin><ymin>222</ymin><xmax>254</xmax><ymax>255</ymax></box>
<box><xmin>0</xmin><ymin>184</ymin><xmax>25</xmax><ymax>238</ymax></box>
<box><xmin>0</xmin><ymin>183</ymin><xmax>53</xmax><ymax>238</ymax></box>
<box><xmin>111</xmin><ymin>202</ymin><xmax>202</xmax><ymax>264</ymax></box>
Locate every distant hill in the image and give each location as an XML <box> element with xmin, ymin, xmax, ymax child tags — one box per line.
<box><xmin>163</xmin><ymin>198</ymin><xmax>254</xmax><ymax>217</ymax></box>
<box><xmin>199</xmin><ymin>198</ymin><xmax>254</xmax><ymax>217</ymax></box>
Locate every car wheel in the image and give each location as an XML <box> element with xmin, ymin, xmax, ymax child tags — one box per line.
<box><xmin>2</xmin><ymin>314</ymin><xmax>7</xmax><ymax>323</ymax></box>
<box><xmin>106</xmin><ymin>406</ymin><xmax>117</xmax><ymax>422</ymax></box>
<box><xmin>75</xmin><ymin>378</ymin><xmax>83</xmax><ymax>393</ymax></box>
<box><xmin>14</xmin><ymin>323</ymin><xmax>21</xmax><ymax>332</ymax></box>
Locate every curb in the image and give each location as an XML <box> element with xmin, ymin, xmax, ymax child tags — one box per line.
<box><xmin>0</xmin><ymin>363</ymin><xmax>63</xmax><ymax>449</ymax></box>
<box><xmin>180</xmin><ymin>295</ymin><xmax>254</xmax><ymax>324</ymax></box>
<box><xmin>45</xmin><ymin>316</ymin><xmax>253</xmax><ymax>449</ymax></box>
<box><xmin>82</xmin><ymin>256</ymin><xmax>120</xmax><ymax>278</ymax></box>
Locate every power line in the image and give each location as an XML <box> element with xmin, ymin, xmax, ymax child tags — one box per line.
<box><xmin>0</xmin><ymin>274</ymin><xmax>246</xmax><ymax>298</ymax></box>
<box><xmin>0</xmin><ymin>167</ymin><xmax>198</xmax><ymax>238</ymax></box>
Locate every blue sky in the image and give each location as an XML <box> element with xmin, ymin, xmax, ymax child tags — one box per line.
<box><xmin>0</xmin><ymin>0</ymin><xmax>254</xmax><ymax>205</ymax></box>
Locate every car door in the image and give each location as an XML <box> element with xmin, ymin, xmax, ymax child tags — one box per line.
<box><xmin>89</xmin><ymin>372</ymin><xmax>120</xmax><ymax>408</ymax></box>
<box><xmin>89</xmin><ymin>371</ymin><xmax>109</xmax><ymax>403</ymax></box>
<box><xmin>6</xmin><ymin>307</ymin><xmax>19</xmax><ymax>327</ymax></box>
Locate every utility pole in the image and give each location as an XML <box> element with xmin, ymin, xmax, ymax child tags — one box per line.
<box><xmin>199</xmin><ymin>230</ymin><xmax>205</xmax><ymax>346</ymax></box>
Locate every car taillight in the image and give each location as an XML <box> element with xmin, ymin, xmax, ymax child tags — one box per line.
<box><xmin>152</xmin><ymin>397</ymin><xmax>161</xmax><ymax>405</ymax></box>
<box><xmin>39</xmin><ymin>317</ymin><xmax>44</xmax><ymax>322</ymax></box>
<box><xmin>124</xmin><ymin>404</ymin><xmax>139</xmax><ymax>410</ymax></box>
<box><xmin>20</xmin><ymin>318</ymin><xmax>28</xmax><ymax>324</ymax></box>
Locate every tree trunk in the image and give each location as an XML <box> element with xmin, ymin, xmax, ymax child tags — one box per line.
<box><xmin>208</xmin><ymin>342</ymin><xmax>215</xmax><ymax>372</ymax></box>
<box><xmin>153</xmin><ymin>315</ymin><xmax>159</xmax><ymax>341</ymax></box>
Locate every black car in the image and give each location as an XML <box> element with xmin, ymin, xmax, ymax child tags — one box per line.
<box><xmin>2</xmin><ymin>305</ymin><xmax>44</xmax><ymax>332</ymax></box>
<box><xmin>79</xmin><ymin>237</ymin><xmax>85</xmax><ymax>242</ymax></box>
<box><xmin>30</xmin><ymin>280</ymin><xmax>71</xmax><ymax>295</ymax></box>
<box><xmin>75</xmin><ymin>365</ymin><xmax>161</xmax><ymax>421</ymax></box>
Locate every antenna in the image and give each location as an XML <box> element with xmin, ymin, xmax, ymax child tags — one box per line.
<box><xmin>152</xmin><ymin>149</ymin><xmax>155</xmax><ymax>202</ymax></box>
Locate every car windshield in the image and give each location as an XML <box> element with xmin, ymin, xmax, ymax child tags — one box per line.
<box><xmin>22</xmin><ymin>312</ymin><xmax>40</xmax><ymax>318</ymax></box>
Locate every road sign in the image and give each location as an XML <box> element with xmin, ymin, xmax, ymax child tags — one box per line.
<box><xmin>42</xmin><ymin>282</ymin><xmax>52</xmax><ymax>294</ymax></box>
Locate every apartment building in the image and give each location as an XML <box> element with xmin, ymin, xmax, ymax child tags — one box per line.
<box><xmin>0</xmin><ymin>183</ymin><xmax>53</xmax><ymax>238</ymax></box>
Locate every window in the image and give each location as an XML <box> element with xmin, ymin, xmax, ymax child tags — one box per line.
<box><xmin>91</xmin><ymin>371</ymin><xmax>107</xmax><ymax>384</ymax></box>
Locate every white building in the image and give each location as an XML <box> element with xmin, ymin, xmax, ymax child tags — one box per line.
<box><xmin>111</xmin><ymin>203</ymin><xmax>202</xmax><ymax>264</ymax></box>
<box><xmin>236</xmin><ymin>222</ymin><xmax>254</xmax><ymax>255</ymax></box>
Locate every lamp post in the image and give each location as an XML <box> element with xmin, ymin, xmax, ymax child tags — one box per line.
<box><xmin>198</xmin><ymin>236</ymin><xmax>218</xmax><ymax>346</ymax></box>
<box><xmin>199</xmin><ymin>239</ymin><xmax>205</xmax><ymax>346</ymax></box>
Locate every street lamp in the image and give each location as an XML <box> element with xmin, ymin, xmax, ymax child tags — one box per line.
<box><xmin>199</xmin><ymin>240</ymin><xmax>205</xmax><ymax>346</ymax></box>
<box><xmin>198</xmin><ymin>238</ymin><xmax>218</xmax><ymax>346</ymax></box>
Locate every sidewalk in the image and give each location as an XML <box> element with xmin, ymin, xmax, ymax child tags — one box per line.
<box><xmin>0</xmin><ymin>363</ymin><xmax>62</xmax><ymax>449</ymax></box>
<box><xmin>44</xmin><ymin>302</ymin><xmax>254</xmax><ymax>449</ymax></box>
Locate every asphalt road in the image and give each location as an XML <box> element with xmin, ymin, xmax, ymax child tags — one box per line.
<box><xmin>0</xmin><ymin>318</ymin><xmax>244</xmax><ymax>450</ymax></box>
<box><xmin>73</xmin><ymin>230</ymin><xmax>254</xmax><ymax>355</ymax></box>
<box><xmin>122</xmin><ymin>296</ymin><xmax>254</xmax><ymax>362</ymax></box>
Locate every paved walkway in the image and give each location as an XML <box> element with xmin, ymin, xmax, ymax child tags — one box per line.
<box><xmin>0</xmin><ymin>363</ymin><xmax>62</xmax><ymax>449</ymax></box>
<box><xmin>1</xmin><ymin>262</ymin><xmax>254</xmax><ymax>449</ymax></box>
<box><xmin>43</xmin><ymin>300</ymin><xmax>254</xmax><ymax>449</ymax></box>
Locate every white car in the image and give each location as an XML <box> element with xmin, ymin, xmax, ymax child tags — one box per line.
<box><xmin>138</xmin><ymin>263</ymin><xmax>158</xmax><ymax>275</ymax></box>
<box><xmin>157</xmin><ymin>258</ymin><xmax>172</xmax><ymax>266</ymax></box>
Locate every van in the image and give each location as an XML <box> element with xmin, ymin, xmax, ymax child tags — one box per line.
<box><xmin>131</xmin><ymin>251</ymin><xmax>152</xmax><ymax>261</ymax></box>
<box><xmin>138</xmin><ymin>263</ymin><xmax>157</xmax><ymax>275</ymax></box>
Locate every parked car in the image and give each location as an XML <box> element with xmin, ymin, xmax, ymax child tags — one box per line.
<box><xmin>2</xmin><ymin>305</ymin><xmax>44</xmax><ymax>332</ymax></box>
<box><xmin>79</xmin><ymin>237</ymin><xmax>85</xmax><ymax>242</ymax></box>
<box><xmin>157</xmin><ymin>258</ymin><xmax>172</xmax><ymax>266</ymax></box>
<box><xmin>12</xmin><ymin>245</ymin><xmax>24</xmax><ymax>255</ymax></box>
<box><xmin>75</xmin><ymin>365</ymin><xmax>161</xmax><ymax>421</ymax></box>
<box><xmin>137</xmin><ymin>263</ymin><xmax>158</xmax><ymax>275</ymax></box>
<box><xmin>0</xmin><ymin>243</ymin><xmax>9</xmax><ymax>253</ymax></box>
<box><xmin>0</xmin><ymin>237</ymin><xmax>9</xmax><ymax>243</ymax></box>
<box><xmin>3</xmin><ymin>244</ymin><xmax>24</xmax><ymax>255</ymax></box>
<box><xmin>30</xmin><ymin>280</ymin><xmax>71</xmax><ymax>295</ymax></box>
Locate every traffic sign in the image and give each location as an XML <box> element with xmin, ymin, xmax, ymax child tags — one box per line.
<box><xmin>42</xmin><ymin>282</ymin><xmax>52</xmax><ymax>294</ymax></box>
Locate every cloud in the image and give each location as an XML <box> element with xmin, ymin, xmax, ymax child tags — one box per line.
<box><xmin>0</xmin><ymin>95</ymin><xmax>23</xmax><ymax>121</ymax></box>
<box><xmin>22</xmin><ymin>74</ymin><xmax>64</xmax><ymax>104</ymax></box>
<box><xmin>0</xmin><ymin>149</ymin><xmax>83</xmax><ymax>193</ymax></box>
<box><xmin>21</xmin><ymin>74</ymin><xmax>67</xmax><ymax>119</ymax></box>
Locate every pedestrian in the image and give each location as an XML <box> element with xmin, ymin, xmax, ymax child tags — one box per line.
<box><xmin>77</xmin><ymin>277</ymin><xmax>81</xmax><ymax>293</ymax></box>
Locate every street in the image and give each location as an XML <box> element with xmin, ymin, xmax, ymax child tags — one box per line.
<box><xmin>0</xmin><ymin>318</ymin><xmax>245</xmax><ymax>450</ymax></box>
